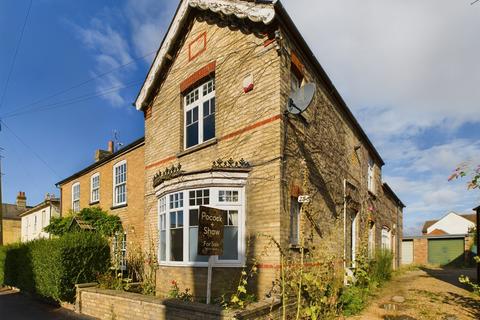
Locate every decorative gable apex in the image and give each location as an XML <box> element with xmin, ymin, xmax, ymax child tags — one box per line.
<box><xmin>134</xmin><ymin>0</ymin><xmax>277</xmax><ymax>110</ymax></box>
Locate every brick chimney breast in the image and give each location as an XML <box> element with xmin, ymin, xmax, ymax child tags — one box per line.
<box><xmin>16</xmin><ymin>191</ymin><xmax>27</xmax><ymax>211</ymax></box>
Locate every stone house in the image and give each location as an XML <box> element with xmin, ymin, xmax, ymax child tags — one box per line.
<box><xmin>20</xmin><ymin>194</ymin><xmax>60</xmax><ymax>242</ymax></box>
<box><xmin>56</xmin><ymin>138</ymin><xmax>145</xmax><ymax>267</ymax></box>
<box><xmin>133</xmin><ymin>0</ymin><xmax>404</xmax><ymax>300</ymax></box>
<box><xmin>1</xmin><ymin>191</ymin><xmax>30</xmax><ymax>244</ymax></box>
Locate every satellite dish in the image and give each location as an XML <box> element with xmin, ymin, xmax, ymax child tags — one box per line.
<box><xmin>287</xmin><ymin>83</ymin><xmax>316</xmax><ymax>115</ymax></box>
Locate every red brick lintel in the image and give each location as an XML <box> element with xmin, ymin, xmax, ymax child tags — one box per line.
<box><xmin>144</xmin><ymin>114</ymin><xmax>282</xmax><ymax>170</ymax></box>
<box><xmin>180</xmin><ymin>61</ymin><xmax>216</xmax><ymax>93</ymax></box>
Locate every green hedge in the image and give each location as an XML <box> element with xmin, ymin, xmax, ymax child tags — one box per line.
<box><xmin>0</xmin><ymin>232</ymin><xmax>110</xmax><ymax>303</ymax></box>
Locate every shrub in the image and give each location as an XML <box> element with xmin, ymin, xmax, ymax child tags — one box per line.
<box><xmin>370</xmin><ymin>249</ymin><xmax>393</xmax><ymax>285</ymax></box>
<box><xmin>44</xmin><ymin>207</ymin><xmax>122</xmax><ymax>237</ymax></box>
<box><xmin>339</xmin><ymin>285</ymin><xmax>369</xmax><ymax>316</ymax></box>
<box><xmin>0</xmin><ymin>232</ymin><xmax>110</xmax><ymax>303</ymax></box>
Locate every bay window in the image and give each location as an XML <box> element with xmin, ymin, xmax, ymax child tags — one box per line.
<box><xmin>184</xmin><ymin>78</ymin><xmax>216</xmax><ymax>149</ymax></box>
<box><xmin>158</xmin><ymin>187</ymin><xmax>244</xmax><ymax>266</ymax></box>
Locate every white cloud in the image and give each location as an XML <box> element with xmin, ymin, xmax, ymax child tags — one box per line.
<box><xmin>74</xmin><ymin>17</ymin><xmax>135</xmax><ymax>107</ymax></box>
<box><xmin>282</xmin><ymin>0</ymin><xmax>480</xmax><ymax>136</ymax></box>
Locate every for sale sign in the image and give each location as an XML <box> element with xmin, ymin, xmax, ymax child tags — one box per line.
<box><xmin>198</xmin><ymin>206</ymin><xmax>225</xmax><ymax>256</ymax></box>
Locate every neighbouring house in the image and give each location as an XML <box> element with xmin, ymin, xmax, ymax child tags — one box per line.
<box><xmin>56</xmin><ymin>138</ymin><xmax>145</xmax><ymax>268</ymax></box>
<box><xmin>422</xmin><ymin>211</ymin><xmax>476</xmax><ymax>235</ymax></box>
<box><xmin>402</xmin><ymin>211</ymin><xmax>476</xmax><ymax>266</ymax></box>
<box><xmin>20</xmin><ymin>194</ymin><xmax>60</xmax><ymax>242</ymax></box>
<box><xmin>133</xmin><ymin>0</ymin><xmax>404</xmax><ymax>299</ymax></box>
<box><xmin>2</xmin><ymin>191</ymin><xmax>30</xmax><ymax>244</ymax></box>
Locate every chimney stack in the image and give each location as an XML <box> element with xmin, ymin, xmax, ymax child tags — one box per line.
<box><xmin>108</xmin><ymin>140</ymin><xmax>114</xmax><ymax>153</ymax></box>
<box><xmin>16</xmin><ymin>191</ymin><xmax>26</xmax><ymax>211</ymax></box>
<box><xmin>94</xmin><ymin>141</ymin><xmax>114</xmax><ymax>162</ymax></box>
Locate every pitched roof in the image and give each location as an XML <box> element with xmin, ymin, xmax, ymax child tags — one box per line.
<box><xmin>133</xmin><ymin>0</ymin><xmax>385</xmax><ymax>166</ymax></box>
<box><xmin>18</xmin><ymin>198</ymin><xmax>60</xmax><ymax>217</ymax></box>
<box><xmin>460</xmin><ymin>214</ymin><xmax>477</xmax><ymax>224</ymax></box>
<box><xmin>422</xmin><ymin>212</ymin><xmax>476</xmax><ymax>234</ymax></box>
<box><xmin>382</xmin><ymin>183</ymin><xmax>405</xmax><ymax>208</ymax></box>
<box><xmin>1</xmin><ymin>203</ymin><xmax>31</xmax><ymax>220</ymax></box>
<box><xmin>56</xmin><ymin>137</ymin><xmax>144</xmax><ymax>186</ymax></box>
<box><xmin>428</xmin><ymin>228</ymin><xmax>448</xmax><ymax>235</ymax></box>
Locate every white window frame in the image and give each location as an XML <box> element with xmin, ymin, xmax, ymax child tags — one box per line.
<box><xmin>157</xmin><ymin>186</ymin><xmax>245</xmax><ymax>267</ymax></box>
<box><xmin>113</xmin><ymin>160</ymin><xmax>127</xmax><ymax>206</ymax></box>
<box><xmin>381</xmin><ymin>227</ymin><xmax>391</xmax><ymax>250</ymax></box>
<box><xmin>368</xmin><ymin>222</ymin><xmax>375</xmax><ymax>259</ymax></box>
<box><xmin>72</xmin><ymin>182</ymin><xmax>80</xmax><ymax>212</ymax></box>
<box><xmin>90</xmin><ymin>173</ymin><xmax>100</xmax><ymax>203</ymax></box>
<box><xmin>351</xmin><ymin>211</ymin><xmax>359</xmax><ymax>264</ymax></box>
<box><xmin>183</xmin><ymin>78</ymin><xmax>216</xmax><ymax>149</ymax></box>
<box><xmin>367</xmin><ymin>157</ymin><xmax>375</xmax><ymax>193</ymax></box>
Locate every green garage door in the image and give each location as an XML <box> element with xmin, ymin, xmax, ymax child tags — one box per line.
<box><xmin>428</xmin><ymin>238</ymin><xmax>464</xmax><ymax>266</ymax></box>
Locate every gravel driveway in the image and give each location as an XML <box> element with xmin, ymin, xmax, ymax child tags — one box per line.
<box><xmin>350</xmin><ymin>267</ymin><xmax>480</xmax><ymax>320</ymax></box>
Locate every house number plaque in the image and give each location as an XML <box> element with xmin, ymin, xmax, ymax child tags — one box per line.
<box><xmin>198</xmin><ymin>206</ymin><xmax>224</xmax><ymax>256</ymax></box>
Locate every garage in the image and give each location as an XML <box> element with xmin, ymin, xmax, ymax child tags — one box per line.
<box><xmin>427</xmin><ymin>238</ymin><xmax>464</xmax><ymax>266</ymax></box>
<box><xmin>401</xmin><ymin>240</ymin><xmax>414</xmax><ymax>264</ymax></box>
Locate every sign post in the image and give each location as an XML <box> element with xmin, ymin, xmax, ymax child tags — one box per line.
<box><xmin>198</xmin><ymin>206</ymin><xmax>225</xmax><ymax>304</ymax></box>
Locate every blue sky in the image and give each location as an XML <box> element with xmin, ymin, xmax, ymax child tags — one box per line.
<box><xmin>1</xmin><ymin>0</ymin><xmax>479</xmax><ymax>235</ymax></box>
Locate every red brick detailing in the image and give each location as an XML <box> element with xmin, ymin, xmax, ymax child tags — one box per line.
<box><xmin>145</xmin><ymin>114</ymin><xmax>282</xmax><ymax>170</ymax></box>
<box><xmin>145</xmin><ymin>155</ymin><xmax>177</xmax><ymax>170</ymax></box>
<box><xmin>264</xmin><ymin>38</ymin><xmax>275</xmax><ymax>47</ymax></box>
<box><xmin>220</xmin><ymin>114</ymin><xmax>282</xmax><ymax>141</ymax></box>
<box><xmin>188</xmin><ymin>31</ymin><xmax>207</xmax><ymax>62</ymax></box>
<box><xmin>180</xmin><ymin>61</ymin><xmax>216</xmax><ymax>93</ymax></box>
<box><xmin>291</xmin><ymin>51</ymin><xmax>304</xmax><ymax>79</ymax></box>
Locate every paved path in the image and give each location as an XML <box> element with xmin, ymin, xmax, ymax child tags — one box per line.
<box><xmin>350</xmin><ymin>267</ymin><xmax>480</xmax><ymax>320</ymax></box>
<box><xmin>0</xmin><ymin>288</ymin><xmax>94</xmax><ymax>320</ymax></box>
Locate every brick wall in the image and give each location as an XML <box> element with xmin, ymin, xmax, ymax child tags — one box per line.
<box><xmin>279</xmin><ymin>23</ymin><xmax>404</xmax><ymax>269</ymax></box>
<box><xmin>144</xmin><ymin>13</ymin><xmax>282</xmax><ymax>299</ymax></box>
<box><xmin>76</xmin><ymin>286</ymin><xmax>283</xmax><ymax>320</ymax></box>
<box><xmin>2</xmin><ymin>219</ymin><xmax>21</xmax><ymax>244</ymax></box>
<box><xmin>59</xmin><ymin>142</ymin><xmax>145</xmax><ymax>247</ymax></box>
<box><xmin>413</xmin><ymin>238</ymin><xmax>428</xmax><ymax>265</ymax></box>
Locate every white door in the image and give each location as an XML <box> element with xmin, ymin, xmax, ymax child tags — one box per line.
<box><xmin>402</xmin><ymin>240</ymin><xmax>414</xmax><ymax>264</ymax></box>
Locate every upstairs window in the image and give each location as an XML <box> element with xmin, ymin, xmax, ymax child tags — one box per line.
<box><xmin>72</xmin><ymin>182</ymin><xmax>80</xmax><ymax>212</ymax></box>
<box><xmin>367</xmin><ymin>157</ymin><xmax>375</xmax><ymax>193</ymax></box>
<box><xmin>91</xmin><ymin>173</ymin><xmax>100</xmax><ymax>203</ymax></box>
<box><xmin>113</xmin><ymin>161</ymin><xmax>127</xmax><ymax>206</ymax></box>
<box><xmin>184</xmin><ymin>78</ymin><xmax>216</xmax><ymax>149</ymax></box>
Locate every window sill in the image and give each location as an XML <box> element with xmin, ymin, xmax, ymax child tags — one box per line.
<box><xmin>111</xmin><ymin>203</ymin><xmax>128</xmax><ymax>210</ymax></box>
<box><xmin>177</xmin><ymin>138</ymin><xmax>217</xmax><ymax>158</ymax></box>
<box><xmin>368</xmin><ymin>190</ymin><xmax>377</xmax><ymax>198</ymax></box>
<box><xmin>89</xmin><ymin>201</ymin><xmax>100</xmax><ymax>206</ymax></box>
<box><xmin>157</xmin><ymin>261</ymin><xmax>243</xmax><ymax>268</ymax></box>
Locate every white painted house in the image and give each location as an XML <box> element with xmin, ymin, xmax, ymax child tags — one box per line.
<box><xmin>20</xmin><ymin>195</ymin><xmax>60</xmax><ymax>242</ymax></box>
<box><xmin>422</xmin><ymin>211</ymin><xmax>476</xmax><ymax>235</ymax></box>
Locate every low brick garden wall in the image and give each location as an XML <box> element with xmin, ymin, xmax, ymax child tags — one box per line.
<box><xmin>75</xmin><ymin>284</ymin><xmax>282</xmax><ymax>320</ymax></box>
